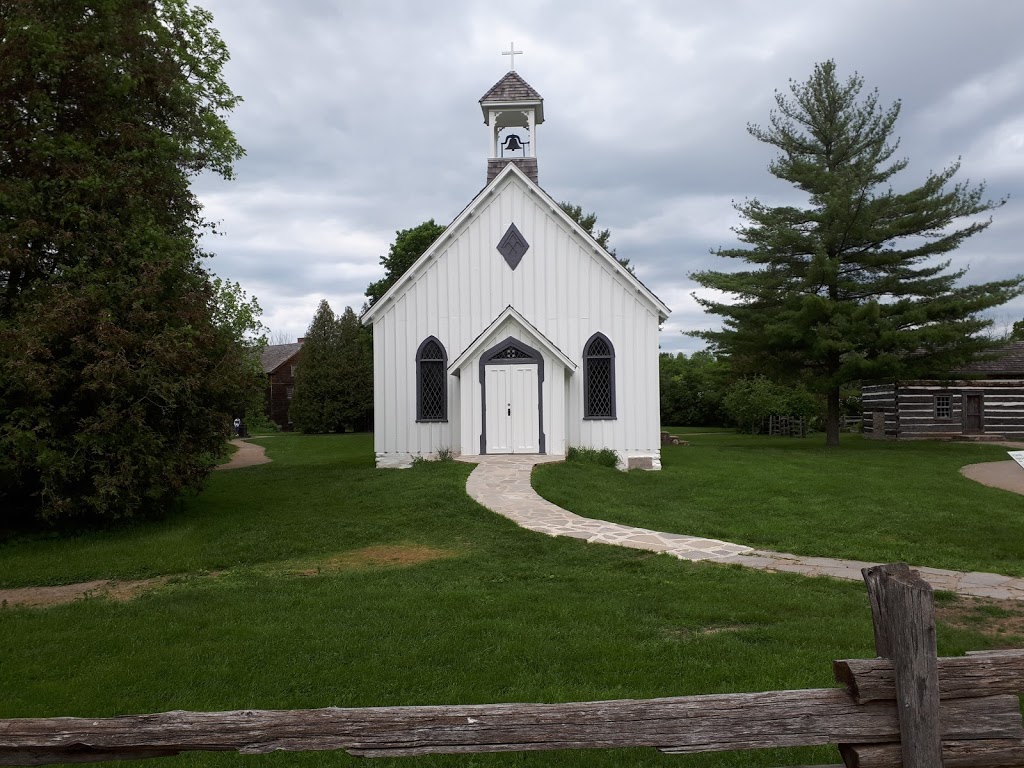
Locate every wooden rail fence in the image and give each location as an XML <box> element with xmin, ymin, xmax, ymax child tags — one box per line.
<box><xmin>1</xmin><ymin>563</ymin><xmax>1022</xmax><ymax>767</ymax></box>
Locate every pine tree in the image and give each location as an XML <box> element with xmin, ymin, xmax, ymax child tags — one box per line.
<box><xmin>334</xmin><ymin>307</ymin><xmax>373</xmax><ymax>432</ymax></box>
<box><xmin>691</xmin><ymin>61</ymin><xmax>1024</xmax><ymax>446</ymax></box>
<box><xmin>291</xmin><ymin>303</ymin><xmax>373</xmax><ymax>433</ymax></box>
<box><xmin>290</xmin><ymin>301</ymin><xmax>341</xmax><ymax>433</ymax></box>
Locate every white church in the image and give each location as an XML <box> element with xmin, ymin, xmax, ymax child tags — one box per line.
<box><xmin>361</xmin><ymin>67</ymin><xmax>670</xmax><ymax>469</ymax></box>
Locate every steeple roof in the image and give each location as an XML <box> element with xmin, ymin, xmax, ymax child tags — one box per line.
<box><xmin>479</xmin><ymin>71</ymin><xmax>544</xmax><ymax>122</ymax></box>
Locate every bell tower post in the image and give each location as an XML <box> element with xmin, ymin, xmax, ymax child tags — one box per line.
<box><xmin>479</xmin><ymin>50</ymin><xmax>544</xmax><ymax>184</ymax></box>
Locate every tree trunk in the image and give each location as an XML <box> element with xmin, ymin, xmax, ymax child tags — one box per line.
<box><xmin>826</xmin><ymin>386</ymin><xmax>841</xmax><ymax>447</ymax></box>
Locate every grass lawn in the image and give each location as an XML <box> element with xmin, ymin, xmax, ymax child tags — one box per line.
<box><xmin>534</xmin><ymin>431</ymin><xmax>1024</xmax><ymax>578</ymax></box>
<box><xmin>1</xmin><ymin>434</ymin><xmax>1020</xmax><ymax>768</ymax></box>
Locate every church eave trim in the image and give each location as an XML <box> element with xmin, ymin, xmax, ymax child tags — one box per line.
<box><xmin>448</xmin><ymin>305</ymin><xmax>576</xmax><ymax>375</ymax></box>
<box><xmin>361</xmin><ymin>162</ymin><xmax>671</xmax><ymax>325</ymax></box>
<box><xmin>359</xmin><ymin>168</ymin><xmax>516</xmax><ymax>325</ymax></box>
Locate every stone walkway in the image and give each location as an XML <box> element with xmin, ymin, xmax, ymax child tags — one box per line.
<box><xmin>460</xmin><ymin>455</ymin><xmax>1024</xmax><ymax>602</ymax></box>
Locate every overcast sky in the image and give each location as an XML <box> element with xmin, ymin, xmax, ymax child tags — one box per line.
<box><xmin>193</xmin><ymin>0</ymin><xmax>1024</xmax><ymax>354</ymax></box>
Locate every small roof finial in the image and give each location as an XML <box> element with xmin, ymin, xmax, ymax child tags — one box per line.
<box><xmin>502</xmin><ymin>42</ymin><xmax>523</xmax><ymax>71</ymax></box>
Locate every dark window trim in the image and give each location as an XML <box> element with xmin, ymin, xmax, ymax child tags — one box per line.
<box><xmin>583</xmin><ymin>332</ymin><xmax>616</xmax><ymax>420</ymax></box>
<box><xmin>478</xmin><ymin>336</ymin><xmax>546</xmax><ymax>455</ymax></box>
<box><xmin>416</xmin><ymin>336</ymin><xmax>448</xmax><ymax>423</ymax></box>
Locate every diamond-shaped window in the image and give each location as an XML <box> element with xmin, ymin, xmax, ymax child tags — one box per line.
<box><xmin>497</xmin><ymin>223</ymin><xmax>529</xmax><ymax>270</ymax></box>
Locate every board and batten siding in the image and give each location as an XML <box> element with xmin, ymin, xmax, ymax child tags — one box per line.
<box><xmin>862</xmin><ymin>380</ymin><xmax>1024</xmax><ymax>440</ymax></box>
<box><xmin>369</xmin><ymin>172</ymin><xmax>662</xmax><ymax>465</ymax></box>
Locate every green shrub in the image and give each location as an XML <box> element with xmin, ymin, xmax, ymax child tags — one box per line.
<box><xmin>244</xmin><ymin>412</ymin><xmax>280</xmax><ymax>434</ymax></box>
<box><xmin>566</xmin><ymin>446</ymin><xmax>619</xmax><ymax>468</ymax></box>
<box><xmin>412</xmin><ymin>446</ymin><xmax>455</xmax><ymax>466</ymax></box>
<box><xmin>723</xmin><ymin>376</ymin><xmax>820</xmax><ymax>434</ymax></box>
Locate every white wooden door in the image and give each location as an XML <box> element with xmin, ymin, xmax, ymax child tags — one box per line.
<box><xmin>511</xmin><ymin>365</ymin><xmax>539</xmax><ymax>452</ymax></box>
<box><xmin>485</xmin><ymin>366</ymin><xmax>512</xmax><ymax>453</ymax></box>
<box><xmin>485</xmin><ymin>364</ymin><xmax>539</xmax><ymax>453</ymax></box>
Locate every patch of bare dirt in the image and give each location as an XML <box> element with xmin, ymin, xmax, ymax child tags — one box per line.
<box><xmin>936</xmin><ymin>595</ymin><xmax>1024</xmax><ymax>645</ymax></box>
<box><xmin>1</xmin><ymin>546</ymin><xmax>457</xmax><ymax>609</ymax></box>
<box><xmin>0</xmin><ymin>576</ymin><xmax>173</xmax><ymax>609</ymax></box>
<box><xmin>299</xmin><ymin>545</ymin><xmax>457</xmax><ymax>575</ymax></box>
<box><xmin>663</xmin><ymin>624</ymin><xmax>763</xmax><ymax>641</ymax></box>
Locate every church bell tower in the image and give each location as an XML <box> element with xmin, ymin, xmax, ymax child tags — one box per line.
<box><xmin>480</xmin><ymin>47</ymin><xmax>544</xmax><ymax>185</ymax></box>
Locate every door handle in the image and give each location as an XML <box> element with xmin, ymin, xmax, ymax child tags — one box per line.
<box><xmin>507</xmin><ymin>405</ymin><xmax>511</xmax><ymax>416</ymax></box>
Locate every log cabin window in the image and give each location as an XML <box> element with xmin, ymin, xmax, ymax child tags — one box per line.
<box><xmin>934</xmin><ymin>394</ymin><xmax>951</xmax><ymax>419</ymax></box>
<box><xmin>416</xmin><ymin>337</ymin><xmax>447</xmax><ymax>422</ymax></box>
<box><xmin>583</xmin><ymin>333</ymin><xmax>616</xmax><ymax>419</ymax></box>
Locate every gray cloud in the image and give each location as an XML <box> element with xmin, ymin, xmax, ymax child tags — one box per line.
<box><xmin>195</xmin><ymin>0</ymin><xmax>1024</xmax><ymax>352</ymax></box>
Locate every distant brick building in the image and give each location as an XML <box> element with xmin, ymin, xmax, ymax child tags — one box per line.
<box><xmin>261</xmin><ymin>340</ymin><xmax>303</xmax><ymax>429</ymax></box>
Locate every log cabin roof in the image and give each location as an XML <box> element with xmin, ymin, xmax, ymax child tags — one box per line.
<box><xmin>957</xmin><ymin>341</ymin><xmax>1024</xmax><ymax>377</ymax></box>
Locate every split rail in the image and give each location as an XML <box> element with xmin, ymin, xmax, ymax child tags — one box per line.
<box><xmin>1</xmin><ymin>563</ymin><xmax>1023</xmax><ymax>767</ymax></box>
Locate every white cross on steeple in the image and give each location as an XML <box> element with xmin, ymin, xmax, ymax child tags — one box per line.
<box><xmin>502</xmin><ymin>42</ymin><xmax>523</xmax><ymax>70</ymax></box>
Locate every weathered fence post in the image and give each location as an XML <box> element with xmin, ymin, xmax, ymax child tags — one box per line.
<box><xmin>857</xmin><ymin>563</ymin><xmax>943</xmax><ymax>767</ymax></box>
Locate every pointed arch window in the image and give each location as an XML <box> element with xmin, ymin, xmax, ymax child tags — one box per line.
<box><xmin>584</xmin><ymin>333</ymin><xmax>616</xmax><ymax>419</ymax></box>
<box><xmin>416</xmin><ymin>337</ymin><xmax>447</xmax><ymax>422</ymax></box>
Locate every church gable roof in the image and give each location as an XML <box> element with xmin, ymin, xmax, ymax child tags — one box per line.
<box><xmin>449</xmin><ymin>306</ymin><xmax>576</xmax><ymax>374</ymax></box>
<box><xmin>479</xmin><ymin>71</ymin><xmax>542</xmax><ymax>105</ymax></box>
<box><xmin>361</xmin><ymin>162</ymin><xmax>671</xmax><ymax>324</ymax></box>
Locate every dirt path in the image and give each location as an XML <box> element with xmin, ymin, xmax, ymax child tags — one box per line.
<box><xmin>0</xmin><ymin>577</ymin><xmax>173</xmax><ymax>609</ymax></box>
<box><xmin>961</xmin><ymin>460</ymin><xmax>1024</xmax><ymax>496</ymax></box>
<box><xmin>2</xmin><ymin>441</ymin><xmax>271</xmax><ymax>609</ymax></box>
<box><xmin>215</xmin><ymin>439</ymin><xmax>271</xmax><ymax>470</ymax></box>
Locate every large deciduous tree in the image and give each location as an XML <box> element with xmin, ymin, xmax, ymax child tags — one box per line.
<box><xmin>659</xmin><ymin>351</ymin><xmax>731</xmax><ymax>427</ymax></box>
<box><xmin>691</xmin><ymin>61</ymin><xmax>1024</xmax><ymax>446</ymax></box>
<box><xmin>364</xmin><ymin>220</ymin><xmax>446</xmax><ymax>307</ymax></box>
<box><xmin>364</xmin><ymin>204</ymin><xmax>634</xmax><ymax>313</ymax></box>
<box><xmin>0</xmin><ymin>0</ymin><xmax>260</xmax><ymax>526</ymax></box>
<box><xmin>210</xmin><ymin>277</ymin><xmax>268</xmax><ymax>421</ymax></box>
<box><xmin>559</xmin><ymin>201</ymin><xmax>633</xmax><ymax>273</ymax></box>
